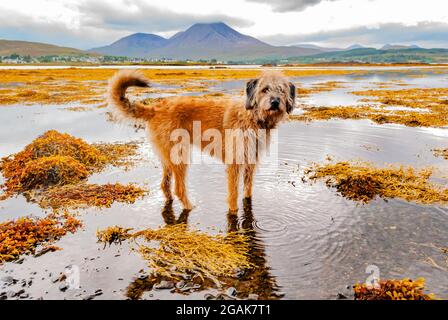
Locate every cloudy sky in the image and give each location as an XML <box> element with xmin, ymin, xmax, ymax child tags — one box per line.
<box><xmin>0</xmin><ymin>0</ymin><xmax>447</xmax><ymax>49</ymax></box>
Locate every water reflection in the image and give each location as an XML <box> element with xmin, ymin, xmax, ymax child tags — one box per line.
<box><xmin>126</xmin><ymin>199</ymin><xmax>281</xmax><ymax>300</ymax></box>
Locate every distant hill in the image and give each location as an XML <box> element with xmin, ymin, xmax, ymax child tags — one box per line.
<box><xmin>89</xmin><ymin>33</ymin><xmax>167</xmax><ymax>57</ymax></box>
<box><xmin>0</xmin><ymin>39</ymin><xmax>87</xmax><ymax>57</ymax></box>
<box><xmin>381</xmin><ymin>44</ymin><xmax>420</xmax><ymax>50</ymax></box>
<box><xmin>289</xmin><ymin>47</ymin><xmax>448</xmax><ymax>64</ymax></box>
<box><xmin>346</xmin><ymin>44</ymin><xmax>365</xmax><ymax>50</ymax></box>
<box><xmin>291</xmin><ymin>43</ymin><xmax>342</xmax><ymax>52</ymax></box>
<box><xmin>89</xmin><ymin>22</ymin><xmax>321</xmax><ymax>60</ymax></box>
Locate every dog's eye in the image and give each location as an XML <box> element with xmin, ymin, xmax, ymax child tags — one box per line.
<box><xmin>262</xmin><ymin>87</ymin><xmax>269</xmax><ymax>93</ymax></box>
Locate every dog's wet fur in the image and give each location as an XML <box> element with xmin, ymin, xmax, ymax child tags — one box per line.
<box><xmin>108</xmin><ymin>69</ymin><xmax>295</xmax><ymax>212</ymax></box>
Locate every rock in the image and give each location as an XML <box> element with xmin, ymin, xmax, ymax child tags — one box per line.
<box><xmin>175</xmin><ymin>280</ymin><xmax>186</xmax><ymax>289</ymax></box>
<box><xmin>226</xmin><ymin>287</ymin><xmax>237</xmax><ymax>297</ymax></box>
<box><xmin>19</xmin><ymin>293</ymin><xmax>29</xmax><ymax>299</ymax></box>
<box><xmin>337</xmin><ymin>293</ymin><xmax>348</xmax><ymax>300</ymax></box>
<box><xmin>1</xmin><ymin>276</ymin><xmax>17</xmax><ymax>285</ymax></box>
<box><xmin>154</xmin><ymin>280</ymin><xmax>175</xmax><ymax>290</ymax></box>
<box><xmin>204</xmin><ymin>293</ymin><xmax>215</xmax><ymax>300</ymax></box>
<box><xmin>59</xmin><ymin>283</ymin><xmax>69</xmax><ymax>292</ymax></box>
<box><xmin>82</xmin><ymin>289</ymin><xmax>103</xmax><ymax>300</ymax></box>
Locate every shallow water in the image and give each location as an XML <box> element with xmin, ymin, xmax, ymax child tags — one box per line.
<box><xmin>1</xmin><ymin>68</ymin><xmax>447</xmax><ymax>300</ymax></box>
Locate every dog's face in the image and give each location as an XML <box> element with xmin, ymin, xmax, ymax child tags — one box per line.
<box><xmin>245</xmin><ymin>72</ymin><xmax>296</xmax><ymax>125</ymax></box>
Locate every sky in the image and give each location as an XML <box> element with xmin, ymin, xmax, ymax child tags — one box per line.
<box><xmin>0</xmin><ymin>0</ymin><xmax>447</xmax><ymax>49</ymax></box>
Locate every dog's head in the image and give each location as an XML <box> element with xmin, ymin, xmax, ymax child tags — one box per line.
<box><xmin>245</xmin><ymin>71</ymin><xmax>296</xmax><ymax>126</ymax></box>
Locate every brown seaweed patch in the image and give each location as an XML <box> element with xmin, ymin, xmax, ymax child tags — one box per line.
<box><xmin>96</xmin><ymin>225</ymin><xmax>133</xmax><ymax>245</ymax></box>
<box><xmin>297</xmin><ymin>81</ymin><xmax>347</xmax><ymax>97</ymax></box>
<box><xmin>0</xmin><ymin>213</ymin><xmax>82</xmax><ymax>263</ymax></box>
<box><xmin>291</xmin><ymin>103</ymin><xmax>448</xmax><ymax>127</ymax></box>
<box><xmin>37</xmin><ymin>183</ymin><xmax>147</xmax><ymax>209</ymax></box>
<box><xmin>433</xmin><ymin>148</ymin><xmax>448</xmax><ymax>160</ymax></box>
<box><xmin>62</xmin><ymin>106</ymin><xmax>93</xmax><ymax>112</ymax></box>
<box><xmin>92</xmin><ymin>141</ymin><xmax>140</xmax><ymax>170</ymax></box>
<box><xmin>353</xmin><ymin>278</ymin><xmax>435</xmax><ymax>300</ymax></box>
<box><xmin>304</xmin><ymin>161</ymin><xmax>448</xmax><ymax>204</ymax></box>
<box><xmin>352</xmin><ymin>87</ymin><xmax>448</xmax><ymax>109</ymax></box>
<box><xmin>0</xmin><ymin>68</ymin><xmax>374</xmax><ymax>106</ymax></box>
<box><xmin>97</xmin><ymin>224</ymin><xmax>254</xmax><ymax>285</ymax></box>
<box><xmin>0</xmin><ymin>130</ymin><xmax>140</xmax><ymax>196</ymax></box>
<box><xmin>19</xmin><ymin>156</ymin><xmax>89</xmax><ymax>191</ymax></box>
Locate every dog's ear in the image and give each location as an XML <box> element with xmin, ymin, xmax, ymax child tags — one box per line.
<box><xmin>286</xmin><ymin>82</ymin><xmax>296</xmax><ymax>114</ymax></box>
<box><xmin>245</xmin><ymin>79</ymin><xmax>258</xmax><ymax>110</ymax></box>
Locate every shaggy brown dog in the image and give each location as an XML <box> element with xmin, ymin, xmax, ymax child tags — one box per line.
<box><xmin>108</xmin><ymin>70</ymin><xmax>295</xmax><ymax>212</ymax></box>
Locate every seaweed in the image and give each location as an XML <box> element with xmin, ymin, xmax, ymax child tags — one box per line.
<box><xmin>19</xmin><ymin>156</ymin><xmax>89</xmax><ymax>191</ymax></box>
<box><xmin>97</xmin><ymin>224</ymin><xmax>254</xmax><ymax>286</ymax></box>
<box><xmin>292</xmin><ymin>87</ymin><xmax>448</xmax><ymax>128</ymax></box>
<box><xmin>291</xmin><ymin>103</ymin><xmax>448</xmax><ymax>127</ymax></box>
<box><xmin>433</xmin><ymin>148</ymin><xmax>448</xmax><ymax>160</ymax></box>
<box><xmin>0</xmin><ymin>68</ymin><xmax>375</xmax><ymax>106</ymax></box>
<box><xmin>0</xmin><ymin>213</ymin><xmax>82</xmax><ymax>263</ymax></box>
<box><xmin>96</xmin><ymin>226</ymin><xmax>133</xmax><ymax>246</ymax></box>
<box><xmin>304</xmin><ymin>161</ymin><xmax>448</xmax><ymax>205</ymax></box>
<box><xmin>297</xmin><ymin>81</ymin><xmax>347</xmax><ymax>97</ymax></box>
<box><xmin>353</xmin><ymin>278</ymin><xmax>435</xmax><ymax>300</ymax></box>
<box><xmin>0</xmin><ymin>130</ymin><xmax>141</xmax><ymax>197</ymax></box>
<box><xmin>37</xmin><ymin>183</ymin><xmax>147</xmax><ymax>209</ymax></box>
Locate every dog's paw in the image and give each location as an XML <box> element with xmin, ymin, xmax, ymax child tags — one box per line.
<box><xmin>228</xmin><ymin>207</ymin><xmax>239</xmax><ymax>214</ymax></box>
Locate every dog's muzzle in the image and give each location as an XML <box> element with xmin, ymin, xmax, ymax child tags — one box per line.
<box><xmin>269</xmin><ymin>97</ymin><xmax>280</xmax><ymax>111</ymax></box>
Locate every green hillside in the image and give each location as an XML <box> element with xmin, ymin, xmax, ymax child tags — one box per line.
<box><xmin>289</xmin><ymin>48</ymin><xmax>448</xmax><ymax>64</ymax></box>
<box><xmin>0</xmin><ymin>40</ymin><xmax>88</xmax><ymax>57</ymax></box>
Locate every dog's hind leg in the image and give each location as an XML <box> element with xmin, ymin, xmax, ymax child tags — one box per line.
<box><xmin>161</xmin><ymin>164</ymin><xmax>173</xmax><ymax>201</ymax></box>
<box><xmin>243</xmin><ymin>164</ymin><xmax>256</xmax><ymax>199</ymax></box>
<box><xmin>227</xmin><ymin>164</ymin><xmax>241</xmax><ymax>213</ymax></box>
<box><xmin>173</xmin><ymin>164</ymin><xmax>193</xmax><ymax>210</ymax></box>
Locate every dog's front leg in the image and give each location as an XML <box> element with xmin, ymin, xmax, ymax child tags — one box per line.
<box><xmin>227</xmin><ymin>164</ymin><xmax>241</xmax><ymax>213</ymax></box>
<box><xmin>243</xmin><ymin>164</ymin><xmax>256</xmax><ymax>199</ymax></box>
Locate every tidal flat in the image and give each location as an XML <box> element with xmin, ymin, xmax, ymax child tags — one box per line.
<box><xmin>0</xmin><ymin>66</ymin><xmax>447</xmax><ymax>300</ymax></box>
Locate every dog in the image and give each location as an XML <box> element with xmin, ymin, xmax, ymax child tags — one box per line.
<box><xmin>108</xmin><ymin>69</ymin><xmax>295</xmax><ymax>212</ymax></box>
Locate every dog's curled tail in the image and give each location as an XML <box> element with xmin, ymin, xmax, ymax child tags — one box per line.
<box><xmin>107</xmin><ymin>69</ymin><xmax>153</xmax><ymax>121</ymax></box>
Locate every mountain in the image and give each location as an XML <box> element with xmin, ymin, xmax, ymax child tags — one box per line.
<box><xmin>89</xmin><ymin>33</ymin><xmax>167</xmax><ymax>57</ymax></box>
<box><xmin>292</xmin><ymin>43</ymin><xmax>342</xmax><ymax>52</ymax></box>
<box><xmin>0</xmin><ymin>39</ymin><xmax>87</xmax><ymax>57</ymax></box>
<box><xmin>288</xmin><ymin>47</ymin><xmax>448</xmax><ymax>64</ymax></box>
<box><xmin>381</xmin><ymin>44</ymin><xmax>421</xmax><ymax>50</ymax></box>
<box><xmin>346</xmin><ymin>44</ymin><xmax>365</xmax><ymax>50</ymax></box>
<box><xmin>89</xmin><ymin>22</ymin><xmax>321</xmax><ymax>61</ymax></box>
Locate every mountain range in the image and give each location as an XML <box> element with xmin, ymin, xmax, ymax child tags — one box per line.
<box><xmin>89</xmin><ymin>22</ymin><xmax>321</xmax><ymax>60</ymax></box>
<box><xmin>1</xmin><ymin>22</ymin><xmax>447</xmax><ymax>63</ymax></box>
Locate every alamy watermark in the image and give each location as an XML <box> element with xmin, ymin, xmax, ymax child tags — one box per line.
<box><xmin>365</xmin><ymin>264</ymin><xmax>380</xmax><ymax>289</ymax></box>
<box><xmin>169</xmin><ymin>121</ymin><xmax>279</xmax><ymax>169</ymax></box>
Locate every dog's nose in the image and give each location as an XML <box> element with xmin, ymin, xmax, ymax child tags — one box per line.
<box><xmin>270</xmin><ymin>97</ymin><xmax>280</xmax><ymax>110</ymax></box>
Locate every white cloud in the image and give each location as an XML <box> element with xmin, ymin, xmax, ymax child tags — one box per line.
<box><xmin>0</xmin><ymin>0</ymin><xmax>447</xmax><ymax>49</ymax></box>
<box><xmin>246</xmin><ymin>0</ymin><xmax>340</xmax><ymax>12</ymax></box>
